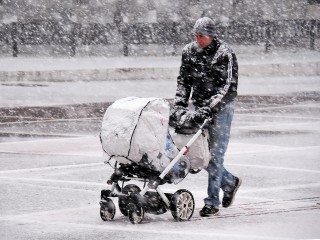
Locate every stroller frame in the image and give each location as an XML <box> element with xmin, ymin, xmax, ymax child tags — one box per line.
<box><xmin>100</xmin><ymin>119</ymin><xmax>209</xmax><ymax>224</ymax></box>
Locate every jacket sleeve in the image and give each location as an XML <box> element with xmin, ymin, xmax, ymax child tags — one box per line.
<box><xmin>173</xmin><ymin>48</ymin><xmax>193</xmax><ymax>108</ymax></box>
<box><xmin>208</xmin><ymin>51</ymin><xmax>235</xmax><ymax>110</ymax></box>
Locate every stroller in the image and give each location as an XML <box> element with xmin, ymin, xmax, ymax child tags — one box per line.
<box><xmin>99</xmin><ymin>97</ymin><xmax>210</xmax><ymax>224</ymax></box>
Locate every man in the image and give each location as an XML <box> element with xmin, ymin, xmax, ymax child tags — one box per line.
<box><xmin>170</xmin><ymin>17</ymin><xmax>242</xmax><ymax>216</ymax></box>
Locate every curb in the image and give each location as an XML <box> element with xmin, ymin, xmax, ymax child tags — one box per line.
<box><xmin>240</xmin><ymin>62</ymin><xmax>320</xmax><ymax>77</ymax></box>
<box><xmin>0</xmin><ymin>62</ymin><xmax>319</xmax><ymax>82</ymax></box>
<box><xmin>0</xmin><ymin>68</ymin><xmax>178</xmax><ymax>82</ymax></box>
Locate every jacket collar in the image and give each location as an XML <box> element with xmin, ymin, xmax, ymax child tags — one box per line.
<box><xmin>203</xmin><ymin>37</ymin><xmax>219</xmax><ymax>55</ymax></box>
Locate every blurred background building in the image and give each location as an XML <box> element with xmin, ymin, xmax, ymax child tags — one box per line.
<box><xmin>0</xmin><ymin>0</ymin><xmax>319</xmax><ymax>57</ymax></box>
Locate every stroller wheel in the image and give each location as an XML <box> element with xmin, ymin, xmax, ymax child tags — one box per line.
<box><xmin>128</xmin><ymin>203</ymin><xmax>145</xmax><ymax>224</ymax></box>
<box><xmin>119</xmin><ymin>184</ymin><xmax>141</xmax><ymax>216</ymax></box>
<box><xmin>170</xmin><ymin>189</ymin><xmax>195</xmax><ymax>221</ymax></box>
<box><xmin>100</xmin><ymin>198</ymin><xmax>116</xmax><ymax>221</ymax></box>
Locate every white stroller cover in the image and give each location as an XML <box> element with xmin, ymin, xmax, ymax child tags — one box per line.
<box><xmin>100</xmin><ymin>97</ymin><xmax>170</xmax><ymax>172</ymax></box>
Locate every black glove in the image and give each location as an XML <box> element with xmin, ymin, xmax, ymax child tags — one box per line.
<box><xmin>169</xmin><ymin>105</ymin><xmax>188</xmax><ymax>127</ymax></box>
<box><xmin>193</xmin><ymin>107</ymin><xmax>211</xmax><ymax>124</ymax></box>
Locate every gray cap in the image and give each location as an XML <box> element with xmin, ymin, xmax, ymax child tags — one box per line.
<box><xmin>192</xmin><ymin>17</ymin><xmax>216</xmax><ymax>37</ymax></box>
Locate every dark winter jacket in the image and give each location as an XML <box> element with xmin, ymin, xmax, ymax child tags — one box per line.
<box><xmin>173</xmin><ymin>37</ymin><xmax>238</xmax><ymax>113</ymax></box>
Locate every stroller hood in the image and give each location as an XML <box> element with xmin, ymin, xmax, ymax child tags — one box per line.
<box><xmin>100</xmin><ymin>97</ymin><xmax>170</xmax><ymax>171</ymax></box>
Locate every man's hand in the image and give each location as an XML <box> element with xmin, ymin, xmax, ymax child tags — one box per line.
<box><xmin>194</xmin><ymin>107</ymin><xmax>211</xmax><ymax>123</ymax></box>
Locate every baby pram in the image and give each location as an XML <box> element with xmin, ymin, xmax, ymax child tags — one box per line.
<box><xmin>99</xmin><ymin>97</ymin><xmax>210</xmax><ymax>224</ymax></box>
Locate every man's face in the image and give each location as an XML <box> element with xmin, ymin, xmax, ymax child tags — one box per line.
<box><xmin>195</xmin><ymin>33</ymin><xmax>213</xmax><ymax>49</ymax></box>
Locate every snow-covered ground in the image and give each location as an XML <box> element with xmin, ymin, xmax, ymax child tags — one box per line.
<box><xmin>0</xmin><ymin>75</ymin><xmax>319</xmax><ymax>107</ymax></box>
<box><xmin>1</xmin><ymin>47</ymin><xmax>320</xmax><ymax>72</ymax></box>
<box><xmin>1</xmin><ymin>47</ymin><xmax>320</xmax><ymax>83</ymax></box>
<box><xmin>0</xmin><ymin>90</ymin><xmax>319</xmax><ymax>240</ymax></box>
<box><xmin>0</xmin><ymin>49</ymin><xmax>320</xmax><ymax>239</ymax></box>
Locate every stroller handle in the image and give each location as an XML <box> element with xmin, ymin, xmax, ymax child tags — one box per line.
<box><xmin>201</xmin><ymin>118</ymin><xmax>211</xmax><ymax>128</ymax></box>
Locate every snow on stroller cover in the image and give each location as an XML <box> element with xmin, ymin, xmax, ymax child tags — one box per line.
<box><xmin>100</xmin><ymin>96</ymin><xmax>210</xmax><ymax>180</ymax></box>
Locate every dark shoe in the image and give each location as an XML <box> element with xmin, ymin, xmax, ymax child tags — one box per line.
<box><xmin>222</xmin><ymin>177</ymin><xmax>242</xmax><ymax>208</ymax></box>
<box><xmin>199</xmin><ymin>205</ymin><xmax>220</xmax><ymax>217</ymax></box>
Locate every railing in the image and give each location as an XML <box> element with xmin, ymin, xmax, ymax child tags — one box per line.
<box><xmin>0</xmin><ymin>19</ymin><xmax>318</xmax><ymax>57</ymax></box>
<box><xmin>218</xmin><ymin>20</ymin><xmax>319</xmax><ymax>52</ymax></box>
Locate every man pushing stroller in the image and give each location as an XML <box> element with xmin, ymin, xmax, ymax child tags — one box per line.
<box><xmin>170</xmin><ymin>17</ymin><xmax>242</xmax><ymax>217</ymax></box>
